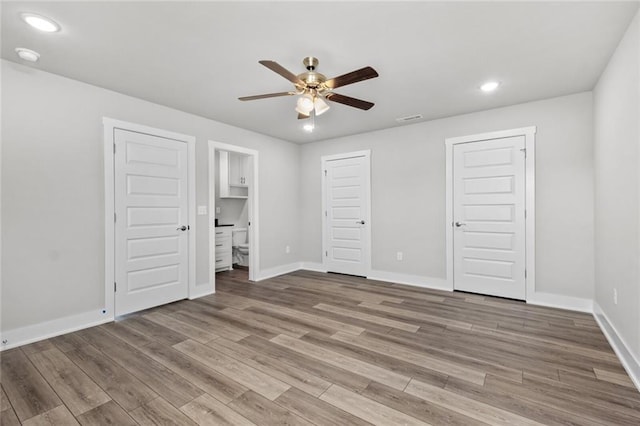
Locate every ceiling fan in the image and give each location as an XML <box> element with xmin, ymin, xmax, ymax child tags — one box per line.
<box><xmin>239</xmin><ymin>56</ymin><xmax>379</xmax><ymax>120</ymax></box>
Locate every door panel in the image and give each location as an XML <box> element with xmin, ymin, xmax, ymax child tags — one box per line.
<box><xmin>127</xmin><ymin>207</ymin><xmax>180</xmax><ymax>227</ymax></box>
<box><xmin>127</xmin><ymin>264</ymin><xmax>180</xmax><ymax>291</ymax></box>
<box><xmin>324</xmin><ymin>154</ymin><xmax>370</xmax><ymax>277</ymax></box>
<box><xmin>128</xmin><ymin>175</ymin><xmax>180</xmax><ymax>196</ymax></box>
<box><xmin>463</xmin><ymin>232</ymin><xmax>514</xmax><ymax>250</ymax></box>
<box><xmin>453</xmin><ymin>136</ymin><xmax>526</xmax><ymax>300</ymax></box>
<box><xmin>332</xmin><ymin>227</ymin><xmax>361</xmax><ymax>241</ymax></box>
<box><xmin>115</xmin><ymin>129</ymin><xmax>189</xmax><ymax>316</ymax></box>
<box><xmin>332</xmin><ymin>206</ymin><xmax>362</xmax><ymax>219</ymax></box>
<box><xmin>464</xmin><ymin>176</ymin><xmax>513</xmax><ymax>194</ymax></box>
<box><xmin>128</xmin><ymin>237</ymin><xmax>179</xmax><ymax>259</ymax></box>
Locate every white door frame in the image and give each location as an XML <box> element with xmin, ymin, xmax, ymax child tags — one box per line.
<box><xmin>103</xmin><ymin>118</ymin><xmax>197</xmax><ymax>321</ymax></box>
<box><xmin>445</xmin><ymin>126</ymin><xmax>536</xmax><ymax>300</ymax></box>
<box><xmin>321</xmin><ymin>150</ymin><xmax>372</xmax><ymax>277</ymax></box>
<box><xmin>208</xmin><ymin>141</ymin><xmax>259</xmax><ymax>290</ymax></box>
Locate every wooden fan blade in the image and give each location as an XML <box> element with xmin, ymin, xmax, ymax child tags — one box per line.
<box><xmin>259</xmin><ymin>60</ymin><xmax>305</xmax><ymax>86</ymax></box>
<box><xmin>238</xmin><ymin>91</ymin><xmax>296</xmax><ymax>101</ymax></box>
<box><xmin>325</xmin><ymin>93</ymin><xmax>374</xmax><ymax>110</ymax></box>
<box><xmin>324</xmin><ymin>66</ymin><xmax>378</xmax><ymax>89</ymax></box>
<box><xmin>298</xmin><ymin>113</ymin><xmax>310</xmax><ymax>120</ymax></box>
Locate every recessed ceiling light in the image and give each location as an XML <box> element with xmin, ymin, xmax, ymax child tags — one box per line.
<box><xmin>480</xmin><ymin>81</ymin><xmax>500</xmax><ymax>93</ymax></box>
<box><xmin>15</xmin><ymin>48</ymin><xmax>40</xmax><ymax>62</ymax></box>
<box><xmin>20</xmin><ymin>13</ymin><xmax>60</xmax><ymax>32</ymax></box>
<box><xmin>303</xmin><ymin>123</ymin><xmax>314</xmax><ymax>132</ymax></box>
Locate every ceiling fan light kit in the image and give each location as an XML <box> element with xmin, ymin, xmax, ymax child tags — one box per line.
<box><xmin>295</xmin><ymin>94</ymin><xmax>315</xmax><ymax>115</ymax></box>
<box><xmin>313</xmin><ymin>96</ymin><xmax>330</xmax><ymax>116</ymax></box>
<box><xmin>239</xmin><ymin>56</ymin><xmax>379</xmax><ymax>126</ymax></box>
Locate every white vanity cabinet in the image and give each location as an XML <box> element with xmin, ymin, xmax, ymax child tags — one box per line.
<box><xmin>219</xmin><ymin>151</ymin><xmax>249</xmax><ymax>198</ymax></box>
<box><xmin>214</xmin><ymin>227</ymin><xmax>232</xmax><ymax>271</ymax></box>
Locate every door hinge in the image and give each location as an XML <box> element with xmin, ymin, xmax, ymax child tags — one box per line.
<box><xmin>325</xmin><ymin>251</ymin><xmax>328</xmax><ymax>257</ymax></box>
<box><xmin>524</xmin><ymin>269</ymin><xmax>527</xmax><ymax>278</ymax></box>
<box><xmin>324</xmin><ymin>170</ymin><xmax>327</xmax><ymax>176</ymax></box>
<box><xmin>325</xmin><ymin>210</ymin><xmax>327</xmax><ymax>217</ymax></box>
<box><xmin>113</xmin><ymin>143</ymin><xmax>116</xmax><ymax>154</ymax></box>
<box><xmin>525</xmin><ymin>210</ymin><xmax>527</xmax><ymax>218</ymax></box>
<box><xmin>520</xmin><ymin>148</ymin><xmax>526</xmax><ymax>157</ymax></box>
<box><xmin>114</xmin><ymin>282</ymin><xmax>117</xmax><ymax>292</ymax></box>
<box><xmin>114</xmin><ymin>212</ymin><xmax>116</xmax><ymax>223</ymax></box>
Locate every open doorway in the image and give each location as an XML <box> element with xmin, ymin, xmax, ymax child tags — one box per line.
<box><xmin>208</xmin><ymin>141</ymin><xmax>259</xmax><ymax>290</ymax></box>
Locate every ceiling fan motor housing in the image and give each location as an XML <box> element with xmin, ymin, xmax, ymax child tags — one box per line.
<box><xmin>298</xmin><ymin>71</ymin><xmax>327</xmax><ymax>90</ymax></box>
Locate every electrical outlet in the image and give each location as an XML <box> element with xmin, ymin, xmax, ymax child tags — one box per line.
<box><xmin>216</xmin><ymin>207</ymin><xmax>221</xmax><ymax>214</ymax></box>
<box><xmin>197</xmin><ymin>205</ymin><xmax>207</xmax><ymax>215</ymax></box>
<box><xmin>614</xmin><ymin>288</ymin><xmax>618</xmax><ymax>305</ymax></box>
<box><xmin>285</xmin><ymin>245</ymin><xmax>290</xmax><ymax>254</ymax></box>
<box><xmin>396</xmin><ymin>251</ymin><xmax>403</xmax><ymax>261</ymax></box>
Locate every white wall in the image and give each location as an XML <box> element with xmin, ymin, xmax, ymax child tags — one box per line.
<box><xmin>300</xmin><ymin>92</ymin><xmax>594</xmax><ymax>300</ymax></box>
<box><xmin>1</xmin><ymin>60</ymin><xmax>300</xmax><ymax>333</ymax></box>
<box><xmin>593</xmin><ymin>11</ymin><xmax>640</xmax><ymax>365</ymax></box>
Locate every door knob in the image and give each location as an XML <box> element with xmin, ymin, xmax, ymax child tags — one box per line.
<box><xmin>177</xmin><ymin>225</ymin><xmax>188</xmax><ymax>231</ymax></box>
<box><xmin>455</xmin><ymin>221</ymin><xmax>466</xmax><ymax>227</ymax></box>
<box><xmin>357</xmin><ymin>220</ymin><xmax>365</xmax><ymax>225</ymax></box>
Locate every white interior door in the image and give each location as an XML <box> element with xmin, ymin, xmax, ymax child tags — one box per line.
<box><xmin>453</xmin><ymin>136</ymin><xmax>526</xmax><ymax>300</ymax></box>
<box><xmin>323</xmin><ymin>152</ymin><xmax>371</xmax><ymax>277</ymax></box>
<box><xmin>114</xmin><ymin>129</ymin><xmax>189</xmax><ymax>316</ymax></box>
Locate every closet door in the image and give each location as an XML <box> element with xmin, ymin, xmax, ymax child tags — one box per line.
<box><xmin>322</xmin><ymin>151</ymin><xmax>371</xmax><ymax>277</ymax></box>
<box><xmin>114</xmin><ymin>129</ymin><xmax>190</xmax><ymax>315</ymax></box>
<box><xmin>452</xmin><ymin>136</ymin><xmax>526</xmax><ymax>300</ymax></box>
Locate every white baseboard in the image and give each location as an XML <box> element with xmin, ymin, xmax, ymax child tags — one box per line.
<box><xmin>190</xmin><ymin>282</ymin><xmax>215</xmax><ymax>299</ymax></box>
<box><xmin>593</xmin><ymin>302</ymin><xmax>640</xmax><ymax>392</ymax></box>
<box><xmin>257</xmin><ymin>263</ymin><xmax>452</xmax><ymax>296</ymax></box>
<box><xmin>0</xmin><ymin>309</ymin><xmax>112</xmax><ymax>351</ymax></box>
<box><xmin>0</xmin><ymin>282</ymin><xmax>213</xmax><ymax>351</ymax></box>
<box><xmin>299</xmin><ymin>262</ymin><xmax>326</xmax><ymax>273</ymax></box>
<box><xmin>367</xmin><ymin>270</ymin><xmax>451</xmax><ymax>291</ymax></box>
<box><xmin>298</xmin><ymin>264</ymin><xmax>452</xmax><ymax>294</ymax></box>
<box><xmin>255</xmin><ymin>262</ymin><xmax>303</xmax><ymax>282</ymax></box>
<box><xmin>527</xmin><ymin>291</ymin><xmax>593</xmax><ymax>313</ymax></box>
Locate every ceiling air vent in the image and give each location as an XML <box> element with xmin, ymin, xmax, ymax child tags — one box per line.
<box><xmin>395</xmin><ymin>114</ymin><xmax>423</xmax><ymax>123</ymax></box>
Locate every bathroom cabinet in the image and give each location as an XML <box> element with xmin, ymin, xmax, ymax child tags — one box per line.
<box><xmin>219</xmin><ymin>151</ymin><xmax>249</xmax><ymax>198</ymax></box>
<box><xmin>229</xmin><ymin>152</ymin><xmax>249</xmax><ymax>186</ymax></box>
<box><xmin>214</xmin><ymin>227</ymin><xmax>233</xmax><ymax>271</ymax></box>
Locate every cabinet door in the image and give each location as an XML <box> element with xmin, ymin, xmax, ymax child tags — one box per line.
<box><xmin>228</xmin><ymin>153</ymin><xmax>242</xmax><ymax>186</ymax></box>
<box><xmin>229</xmin><ymin>153</ymin><xmax>248</xmax><ymax>186</ymax></box>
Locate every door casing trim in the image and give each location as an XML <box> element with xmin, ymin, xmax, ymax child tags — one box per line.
<box><xmin>103</xmin><ymin>118</ymin><xmax>197</xmax><ymax>320</ymax></box>
<box><xmin>445</xmin><ymin>126</ymin><xmax>536</xmax><ymax>300</ymax></box>
<box><xmin>321</xmin><ymin>150</ymin><xmax>372</xmax><ymax>277</ymax></box>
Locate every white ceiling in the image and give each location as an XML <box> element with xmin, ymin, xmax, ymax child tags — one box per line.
<box><xmin>2</xmin><ymin>1</ymin><xmax>638</xmax><ymax>143</ymax></box>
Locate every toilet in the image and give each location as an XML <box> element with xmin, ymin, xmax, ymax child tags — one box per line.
<box><xmin>232</xmin><ymin>228</ymin><xmax>249</xmax><ymax>267</ymax></box>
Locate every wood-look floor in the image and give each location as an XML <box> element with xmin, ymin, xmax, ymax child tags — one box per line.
<box><xmin>1</xmin><ymin>269</ymin><xmax>639</xmax><ymax>425</ymax></box>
